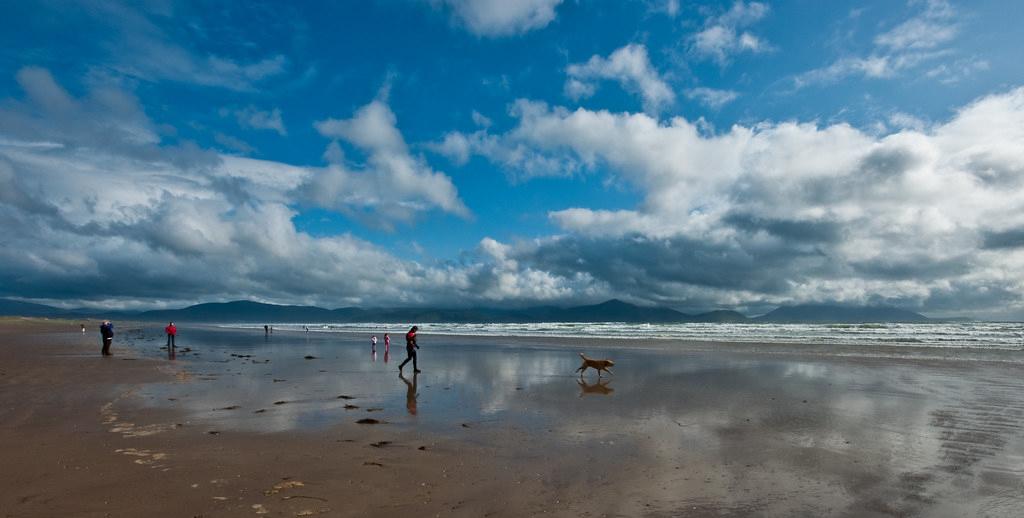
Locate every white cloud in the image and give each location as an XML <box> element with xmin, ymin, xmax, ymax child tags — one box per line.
<box><xmin>925</xmin><ymin>58</ymin><xmax>990</xmax><ymax>85</ymax></box>
<box><xmin>471</xmin><ymin>110</ymin><xmax>492</xmax><ymax>128</ymax></box>
<box><xmin>438</xmin><ymin>0</ymin><xmax>563</xmax><ymax>37</ymax></box>
<box><xmin>793</xmin><ymin>0</ymin><xmax>960</xmax><ymax>88</ymax></box>
<box><xmin>565</xmin><ymin>44</ymin><xmax>675</xmax><ymax>113</ymax></box>
<box><xmin>232</xmin><ymin>106</ymin><xmax>287</xmax><ymax>135</ymax></box>
<box><xmin>446</xmin><ymin>87</ymin><xmax>1024</xmax><ymax>316</ymax></box>
<box><xmin>79</xmin><ymin>2</ymin><xmax>288</xmax><ymax>91</ymax></box>
<box><xmin>689</xmin><ymin>1</ymin><xmax>771</xmax><ymax>65</ymax></box>
<box><xmin>213</xmin><ymin>132</ymin><xmax>254</xmax><ymax>154</ymax></box>
<box><xmin>0</xmin><ymin>68</ymin><xmax>592</xmax><ymax>309</ymax></box>
<box><xmin>875</xmin><ymin>0</ymin><xmax>957</xmax><ymax>50</ymax></box>
<box><xmin>308</xmin><ymin>99</ymin><xmax>470</xmax><ymax>225</ymax></box>
<box><xmin>887</xmin><ymin>112</ymin><xmax>927</xmax><ymax>132</ymax></box>
<box><xmin>684</xmin><ymin>87</ymin><xmax>739</xmax><ymax>109</ymax></box>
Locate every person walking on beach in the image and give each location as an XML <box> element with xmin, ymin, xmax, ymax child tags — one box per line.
<box><xmin>371</xmin><ymin>334</ymin><xmax>378</xmax><ymax>352</ymax></box>
<box><xmin>99</xmin><ymin>320</ymin><xmax>114</xmax><ymax>356</ymax></box>
<box><xmin>384</xmin><ymin>333</ymin><xmax>390</xmax><ymax>354</ymax></box>
<box><xmin>80</xmin><ymin>324</ymin><xmax>86</xmax><ymax>333</ymax></box>
<box><xmin>264</xmin><ymin>324</ymin><xmax>269</xmax><ymax>336</ymax></box>
<box><xmin>398</xmin><ymin>325</ymin><xmax>420</xmax><ymax>373</ymax></box>
<box><xmin>165</xmin><ymin>321</ymin><xmax>177</xmax><ymax>349</ymax></box>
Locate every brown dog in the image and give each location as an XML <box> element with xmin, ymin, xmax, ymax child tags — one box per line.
<box><xmin>575</xmin><ymin>353</ymin><xmax>614</xmax><ymax>378</ymax></box>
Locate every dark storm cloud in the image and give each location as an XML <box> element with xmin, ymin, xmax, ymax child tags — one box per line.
<box><xmin>723</xmin><ymin>213</ymin><xmax>843</xmax><ymax>243</ymax></box>
<box><xmin>981</xmin><ymin>229</ymin><xmax>1024</xmax><ymax>250</ymax></box>
<box><xmin>516</xmin><ymin>233</ymin><xmax>834</xmax><ymax>300</ymax></box>
<box><xmin>848</xmin><ymin>255</ymin><xmax>971</xmax><ymax>280</ymax></box>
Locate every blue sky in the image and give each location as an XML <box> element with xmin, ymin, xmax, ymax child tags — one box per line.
<box><xmin>1</xmin><ymin>0</ymin><xmax>1023</xmax><ymax>318</ymax></box>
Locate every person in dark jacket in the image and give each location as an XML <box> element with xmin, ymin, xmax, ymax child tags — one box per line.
<box><xmin>100</xmin><ymin>320</ymin><xmax>114</xmax><ymax>356</ymax></box>
<box><xmin>398</xmin><ymin>325</ymin><xmax>421</xmax><ymax>373</ymax></box>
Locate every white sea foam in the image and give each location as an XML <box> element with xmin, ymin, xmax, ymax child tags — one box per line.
<box><xmin>222</xmin><ymin>322</ymin><xmax>1024</xmax><ymax>350</ymax></box>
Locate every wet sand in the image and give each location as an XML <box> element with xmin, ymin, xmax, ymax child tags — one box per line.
<box><xmin>2</xmin><ymin>319</ymin><xmax>1023</xmax><ymax>517</ymax></box>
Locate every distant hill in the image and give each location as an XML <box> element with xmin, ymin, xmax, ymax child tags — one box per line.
<box><xmin>691</xmin><ymin>310</ymin><xmax>749</xmax><ymax>323</ymax></box>
<box><xmin>0</xmin><ymin>297</ymin><xmax>933</xmax><ymax>324</ymax></box>
<box><xmin>551</xmin><ymin>299</ymin><xmax>687</xmax><ymax>323</ymax></box>
<box><xmin>138</xmin><ymin>300</ymin><xmax>337</xmax><ymax>323</ymax></box>
<box><xmin>0</xmin><ymin>299</ymin><xmax>72</xmax><ymax>317</ymax></box>
<box><xmin>754</xmin><ymin>304</ymin><xmax>928</xmax><ymax>323</ymax></box>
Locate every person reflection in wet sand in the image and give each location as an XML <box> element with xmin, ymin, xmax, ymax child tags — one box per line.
<box><xmin>399</xmin><ymin>372</ymin><xmax>418</xmax><ymax>415</ymax></box>
<box><xmin>577</xmin><ymin>378</ymin><xmax>614</xmax><ymax>396</ymax></box>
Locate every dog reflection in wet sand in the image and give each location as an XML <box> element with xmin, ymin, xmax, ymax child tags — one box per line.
<box><xmin>575</xmin><ymin>353</ymin><xmax>614</xmax><ymax>378</ymax></box>
<box><xmin>577</xmin><ymin>378</ymin><xmax>614</xmax><ymax>396</ymax></box>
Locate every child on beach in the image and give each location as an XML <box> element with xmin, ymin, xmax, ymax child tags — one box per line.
<box><xmin>384</xmin><ymin>333</ymin><xmax>390</xmax><ymax>354</ymax></box>
<box><xmin>371</xmin><ymin>334</ymin><xmax>378</xmax><ymax>352</ymax></box>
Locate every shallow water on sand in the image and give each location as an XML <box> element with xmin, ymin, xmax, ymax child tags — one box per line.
<box><xmin>119</xmin><ymin>325</ymin><xmax>1024</xmax><ymax>515</ymax></box>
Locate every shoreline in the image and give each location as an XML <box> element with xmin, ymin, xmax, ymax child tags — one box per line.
<box><xmin>202</xmin><ymin>323</ymin><xmax>1024</xmax><ymax>366</ymax></box>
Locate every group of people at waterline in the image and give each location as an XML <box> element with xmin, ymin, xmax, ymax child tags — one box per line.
<box><xmin>90</xmin><ymin>321</ymin><xmax>421</xmax><ymax>372</ymax></box>
<box><xmin>369</xmin><ymin>326</ymin><xmax>421</xmax><ymax>373</ymax></box>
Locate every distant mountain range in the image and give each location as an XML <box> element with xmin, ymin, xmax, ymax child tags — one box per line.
<box><xmin>0</xmin><ymin>298</ymin><xmax>938</xmax><ymax>324</ymax></box>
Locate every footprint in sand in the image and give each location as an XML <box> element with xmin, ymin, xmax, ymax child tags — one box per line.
<box><xmin>101</xmin><ymin>398</ymin><xmax>174</xmax><ymax>438</ymax></box>
<box><xmin>115</xmin><ymin>448</ymin><xmax>169</xmax><ymax>469</ymax></box>
<box><xmin>263</xmin><ymin>479</ymin><xmax>305</xmax><ymax>496</ymax></box>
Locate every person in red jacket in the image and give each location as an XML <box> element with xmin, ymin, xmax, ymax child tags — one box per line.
<box><xmin>398</xmin><ymin>325</ymin><xmax>421</xmax><ymax>373</ymax></box>
<box><xmin>165</xmin><ymin>322</ymin><xmax>177</xmax><ymax>350</ymax></box>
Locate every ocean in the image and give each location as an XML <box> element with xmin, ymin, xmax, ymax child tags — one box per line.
<box><xmin>223</xmin><ymin>321</ymin><xmax>1024</xmax><ymax>350</ymax></box>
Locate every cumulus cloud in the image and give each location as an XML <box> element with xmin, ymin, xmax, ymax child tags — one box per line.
<box><xmin>793</xmin><ymin>0</ymin><xmax>960</xmax><ymax>88</ymax></box>
<box><xmin>0</xmin><ymin>68</ymin><xmax>588</xmax><ymax>309</ymax></box>
<box><xmin>5</xmin><ymin>64</ymin><xmax>1024</xmax><ymax>318</ymax></box>
<box><xmin>689</xmin><ymin>1</ymin><xmax>771</xmax><ymax>65</ymax></box>
<box><xmin>307</xmin><ymin>99</ymin><xmax>470</xmax><ymax>227</ymax></box>
<box><xmin>447</xmin><ymin>88</ymin><xmax>1024</xmax><ymax>317</ymax></box>
<box><xmin>565</xmin><ymin>44</ymin><xmax>675</xmax><ymax>113</ymax></box>
<box><xmin>438</xmin><ymin>0</ymin><xmax>562</xmax><ymax>37</ymax></box>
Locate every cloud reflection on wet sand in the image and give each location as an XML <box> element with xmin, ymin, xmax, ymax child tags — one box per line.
<box><xmin>124</xmin><ymin>327</ymin><xmax>1024</xmax><ymax>515</ymax></box>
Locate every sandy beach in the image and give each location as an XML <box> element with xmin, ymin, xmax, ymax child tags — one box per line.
<box><xmin>2</xmin><ymin>319</ymin><xmax>1023</xmax><ymax>517</ymax></box>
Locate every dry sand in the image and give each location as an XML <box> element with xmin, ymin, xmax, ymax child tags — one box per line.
<box><xmin>1</xmin><ymin>319</ymin><xmax>1022</xmax><ymax>517</ymax></box>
